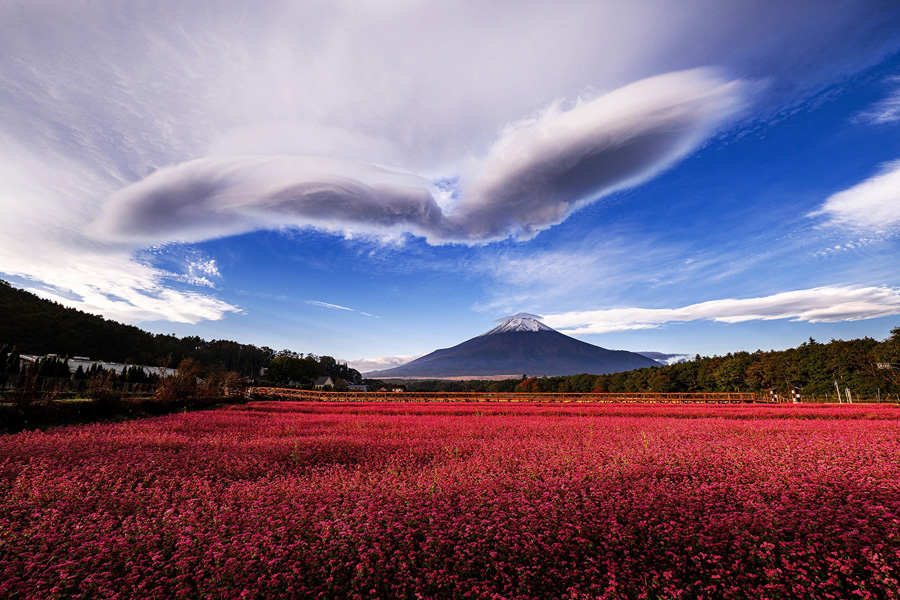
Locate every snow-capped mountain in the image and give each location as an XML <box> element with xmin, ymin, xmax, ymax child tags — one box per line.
<box><xmin>481</xmin><ymin>317</ymin><xmax>555</xmax><ymax>335</ymax></box>
<box><xmin>364</xmin><ymin>316</ymin><xmax>660</xmax><ymax>379</ymax></box>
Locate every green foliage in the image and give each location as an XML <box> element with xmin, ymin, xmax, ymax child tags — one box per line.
<box><xmin>267</xmin><ymin>355</ymin><xmax>325</xmax><ymax>386</ymax></box>
<box><xmin>263</xmin><ymin>353</ymin><xmax>360</xmax><ymax>387</ymax></box>
<box><xmin>123</xmin><ymin>364</ymin><xmax>155</xmax><ymax>384</ymax></box>
<box><xmin>0</xmin><ymin>344</ymin><xmax>21</xmax><ymax>375</ymax></box>
<box><xmin>874</xmin><ymin>327</ymin><xmax>900</xmax><ymax>390</ymax></box>
<box><xmin>194</xmin><ymin>371</ymin><xmax>227</xmax><ymax>405</ymax></box>
<box><xmin>10</xmin><ymin>362</ymin><xmax>63</xmax><ymax>423</ymax></box>
<box><xmin>0</xmin><ymin>280</ymin><xmax>275</xmax><ymax>375</ymax></box>
<box><xmin>36</xmin><ymin>356</ymin><xmax>71</xmax><ymax>378</ymax></box>
<box><xmin>1</xmin><ymin>281</ymin><xmax>364</xmax><ymax>388</ymax></box>
<box><xmin>548</xmin><ymin>333</ymin><xmax>897</xmax><ymax>399</ymax></box>
<box><xmin>86</xmin><ymin>371</ymin><xmax>122</xmax><ymax>411</ymax></box>
<box><xmin>318</xmin><ymin>355</ymin><xmax>362</xmax><ymax>384</ymax></box>
<box><xmin>154</xmin><ymin>358</ymin><xmax>204</xmax><ymax>406</ymax></box>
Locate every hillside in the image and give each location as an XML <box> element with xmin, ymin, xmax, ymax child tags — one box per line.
<box><xmin>0</xmin><ymin>280</ymin><xmax>366</xmax><ymax>382</ymax></box>
<box><xmin>1</xmin><ymin>280</ymin><xmax>159</xmax><ymax>360</ymax></box>
<box><xmin>0</xmin><ymin>280</ymin><xmax>272</xmax><ymax>375</ymax></box>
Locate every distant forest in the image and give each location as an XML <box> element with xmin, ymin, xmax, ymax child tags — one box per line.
<box><xmin>0</xmin><ymin>280</ymin><xmax>361</xmax><ymax>385</ymax></box>
<box><xmin>2</xmin><ymin>280</ymin><xmax>899</xmax><ymax>399</ymax></box>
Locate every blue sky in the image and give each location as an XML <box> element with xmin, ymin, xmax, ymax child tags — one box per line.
<box><xmin>3</xmin><ymin>1</ymin><xmax>900</xmax><ymax>372</ymax></box>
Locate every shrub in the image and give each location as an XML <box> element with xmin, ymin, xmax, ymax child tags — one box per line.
<box><xmin>8</xmin><ymin>363</ymin><xmax>63</xmax><ymax>427</ymax></box>
<box><xmin>85</xmin><ymin>371</ymin><xmax>122</xmax><ymax>414</ymax></box>
<box><xmin>154</xmin><ymin>358</ymin><xmax>203</xmax><ymax>407</ymax></box>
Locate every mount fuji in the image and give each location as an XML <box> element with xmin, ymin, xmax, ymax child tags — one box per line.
<box><xmin>364</xmin><ymin>316</ymin><xmax>660</xmax><ymax>379</ymax></box>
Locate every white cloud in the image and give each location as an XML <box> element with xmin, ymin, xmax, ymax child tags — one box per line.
<box><xmin>91</xmin><ymin>70</ymin><xmax>747</xmax><ymax>246</ymax></box>
<box><xmin>165</xmin><ymin>273</ymin><xmax>217</xmax><ymax>289</ymax></box>
<box><xmin>159</xmin><ymin>253</ymin><xmax>222</xmax><ymax>288</ymax></box>
<box><xmin>346</xmin><ymin>355</ymin><xmax>422</xmax><ymax>373</ymax></box>
<box><xmin>304</xmin><ymin>300</ymin><xmax>380</xmax><ymax>318</ymax></box>
<box><xmin>16</xmin><ymin>252</ymin><xmax>243</xmax><ymax>325</ymax></box>
<box><xmin>234</xmin><ymin>289</ymin><xmax>288</xmax><ymax>301</ymax></box>
<box><xmin>0</xmin><ymin>136</ymin><xmax>242</xmax><ymax>324</ymax></box>
<box><xmin>472</xmin><ymin>232</ymin><xmax>720</xmax><ymax>315</ymax></box>
<box><xmin>446</xmin><ymin>70</ymin><xmax>748</xmax><ymax>240</ymax></box>
<box><xmin>854</xmin><ymin>78</ymin><xmax>900</xmax><ymax>124</ymax></box>
<box><xmin>2</xmin><ymin>0</ymin><xmax>899</xmax><ymax>325</ymax></box>
<box><xmin>93</xmin><ymin>155</ymin><xmax>444</xmax><ymax>244</ymax></box>
<box><xmin>810</xmin><ymin>160</ymin><xmax>900</xmax><ymax>232</ymax></box>
<box><xmin>637</xmin><ymin>352</ymin><xmax>692</xmax><ymax>365</ymax></box>
<box><xmin>306</xmin><ymin>300</ymin><xmax>354</xmax><ymax>312</ymax></box>
<box><xmin>542</xmin><ymin>285</ymin><xmax>900</xmax><ymax>334</ymax></box>
<box><xmin>815</xmin><ymin>79</ymin><xmax>900</xmax><ymax>235</ymax></box>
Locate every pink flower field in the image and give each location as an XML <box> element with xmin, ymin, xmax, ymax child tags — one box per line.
<box><xmin>2</xmin><ymin>402</ymin><xmax>899</xmax><ymax>599</ymax></box>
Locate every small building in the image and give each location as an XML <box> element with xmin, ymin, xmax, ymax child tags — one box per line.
<box><xmin>347</xmin><ymin>384</ymin><xmax>367</xmax><ymax>392</ymax></box>
<box><xmin>18</xmin><ymin>354</ymin><xmax>41</xmax><ymax>366</ymax></box>
<box><xmin>314</xmin><ymin>376</ymin><xmax>334</xmax><ymax>389</ymax></box>
<box><xmin>18</xmin><ymin>354</ymin><xmax>174</xmax><ymax>377</ymax></box>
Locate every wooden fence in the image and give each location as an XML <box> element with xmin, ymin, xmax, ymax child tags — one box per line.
<box><xmin>249</xmin><ymin>388</ymin><xmax>762</xmax><ymax>403</ymax></box>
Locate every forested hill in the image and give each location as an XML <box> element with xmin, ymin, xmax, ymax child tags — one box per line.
<box><xmin>0</xmin><ymin>280</ymin><xmax>273</xmax><ymax>377</ymax></box>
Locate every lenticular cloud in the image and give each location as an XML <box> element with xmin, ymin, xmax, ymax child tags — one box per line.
<box><xmin>446</xmin><ymin>69</ymin><xmax>746</xmax><ymax>240</ymax></box>
<box><xmin>95</xmin><ymin>69</ymin><xmax>747</xmax><ymax>246</ymax></box>
<box><xmin>95</xmin><ymin>156</ymin><xmax>444</xmax><ymax>243</ymax></box>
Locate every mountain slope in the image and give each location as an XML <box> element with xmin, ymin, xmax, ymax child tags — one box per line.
<box><xmin>366</xmin><ymin>317</ymin><xmax>660</xmax><ymax>378</ymax></box>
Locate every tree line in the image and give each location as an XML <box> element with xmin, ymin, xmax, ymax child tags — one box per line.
<box><xmin>0</xmin><ymin>280</ymin><xmax>361</xmax><ymax>386</ymax></box>
<box><xmin>4</xmin><ymin>279</ymin><xmax>898</xmax><ymax>399</ymax></box>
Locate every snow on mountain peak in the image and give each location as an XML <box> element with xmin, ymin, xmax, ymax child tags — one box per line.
<box><xmin>485</xmin><ymin>317</ymin><xmax>555</xmax><ymax>335</ymax></box>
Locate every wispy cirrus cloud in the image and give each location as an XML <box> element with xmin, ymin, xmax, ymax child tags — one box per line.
<box><xmin>542</xmin><ymin>285</ymin><xmax>900</xmax><ymax>335</ymax></box>
<box><xmin>810</xmin><ymin>160</ymin><xmax>900</xmax><ymax>233</ymax></box>
<box><xmin>854</xmin><ymin>77</ymin><xmax>900</xmax><ymax>124</ymax></box>
<box><xmin>472</xmin><ymin>232</ymin><xmax>722</xmax><ymax>315</ymax></box>
<box><xmin>306</xmin><ymin>300</ymin><xmax>354</xmax><ymax>312</ymax></box>
<box><xmin>16</xmin><ymin>250</ymin><xmax>243</xmax><ymax>325</ymax></box>
<box><xmin>234</xmin><ymin>289</ymin><xmax>288</xmax><ymax>302</ymax></box>
<box><xmin>306</xmin><ymin>300</ymin><xmax>380</xmax><ymax>318</ymax></box>
<box><xmin>813</xmin><ymin>79</ymin><xmax>900</xmax><ymax>235</ymax></box>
